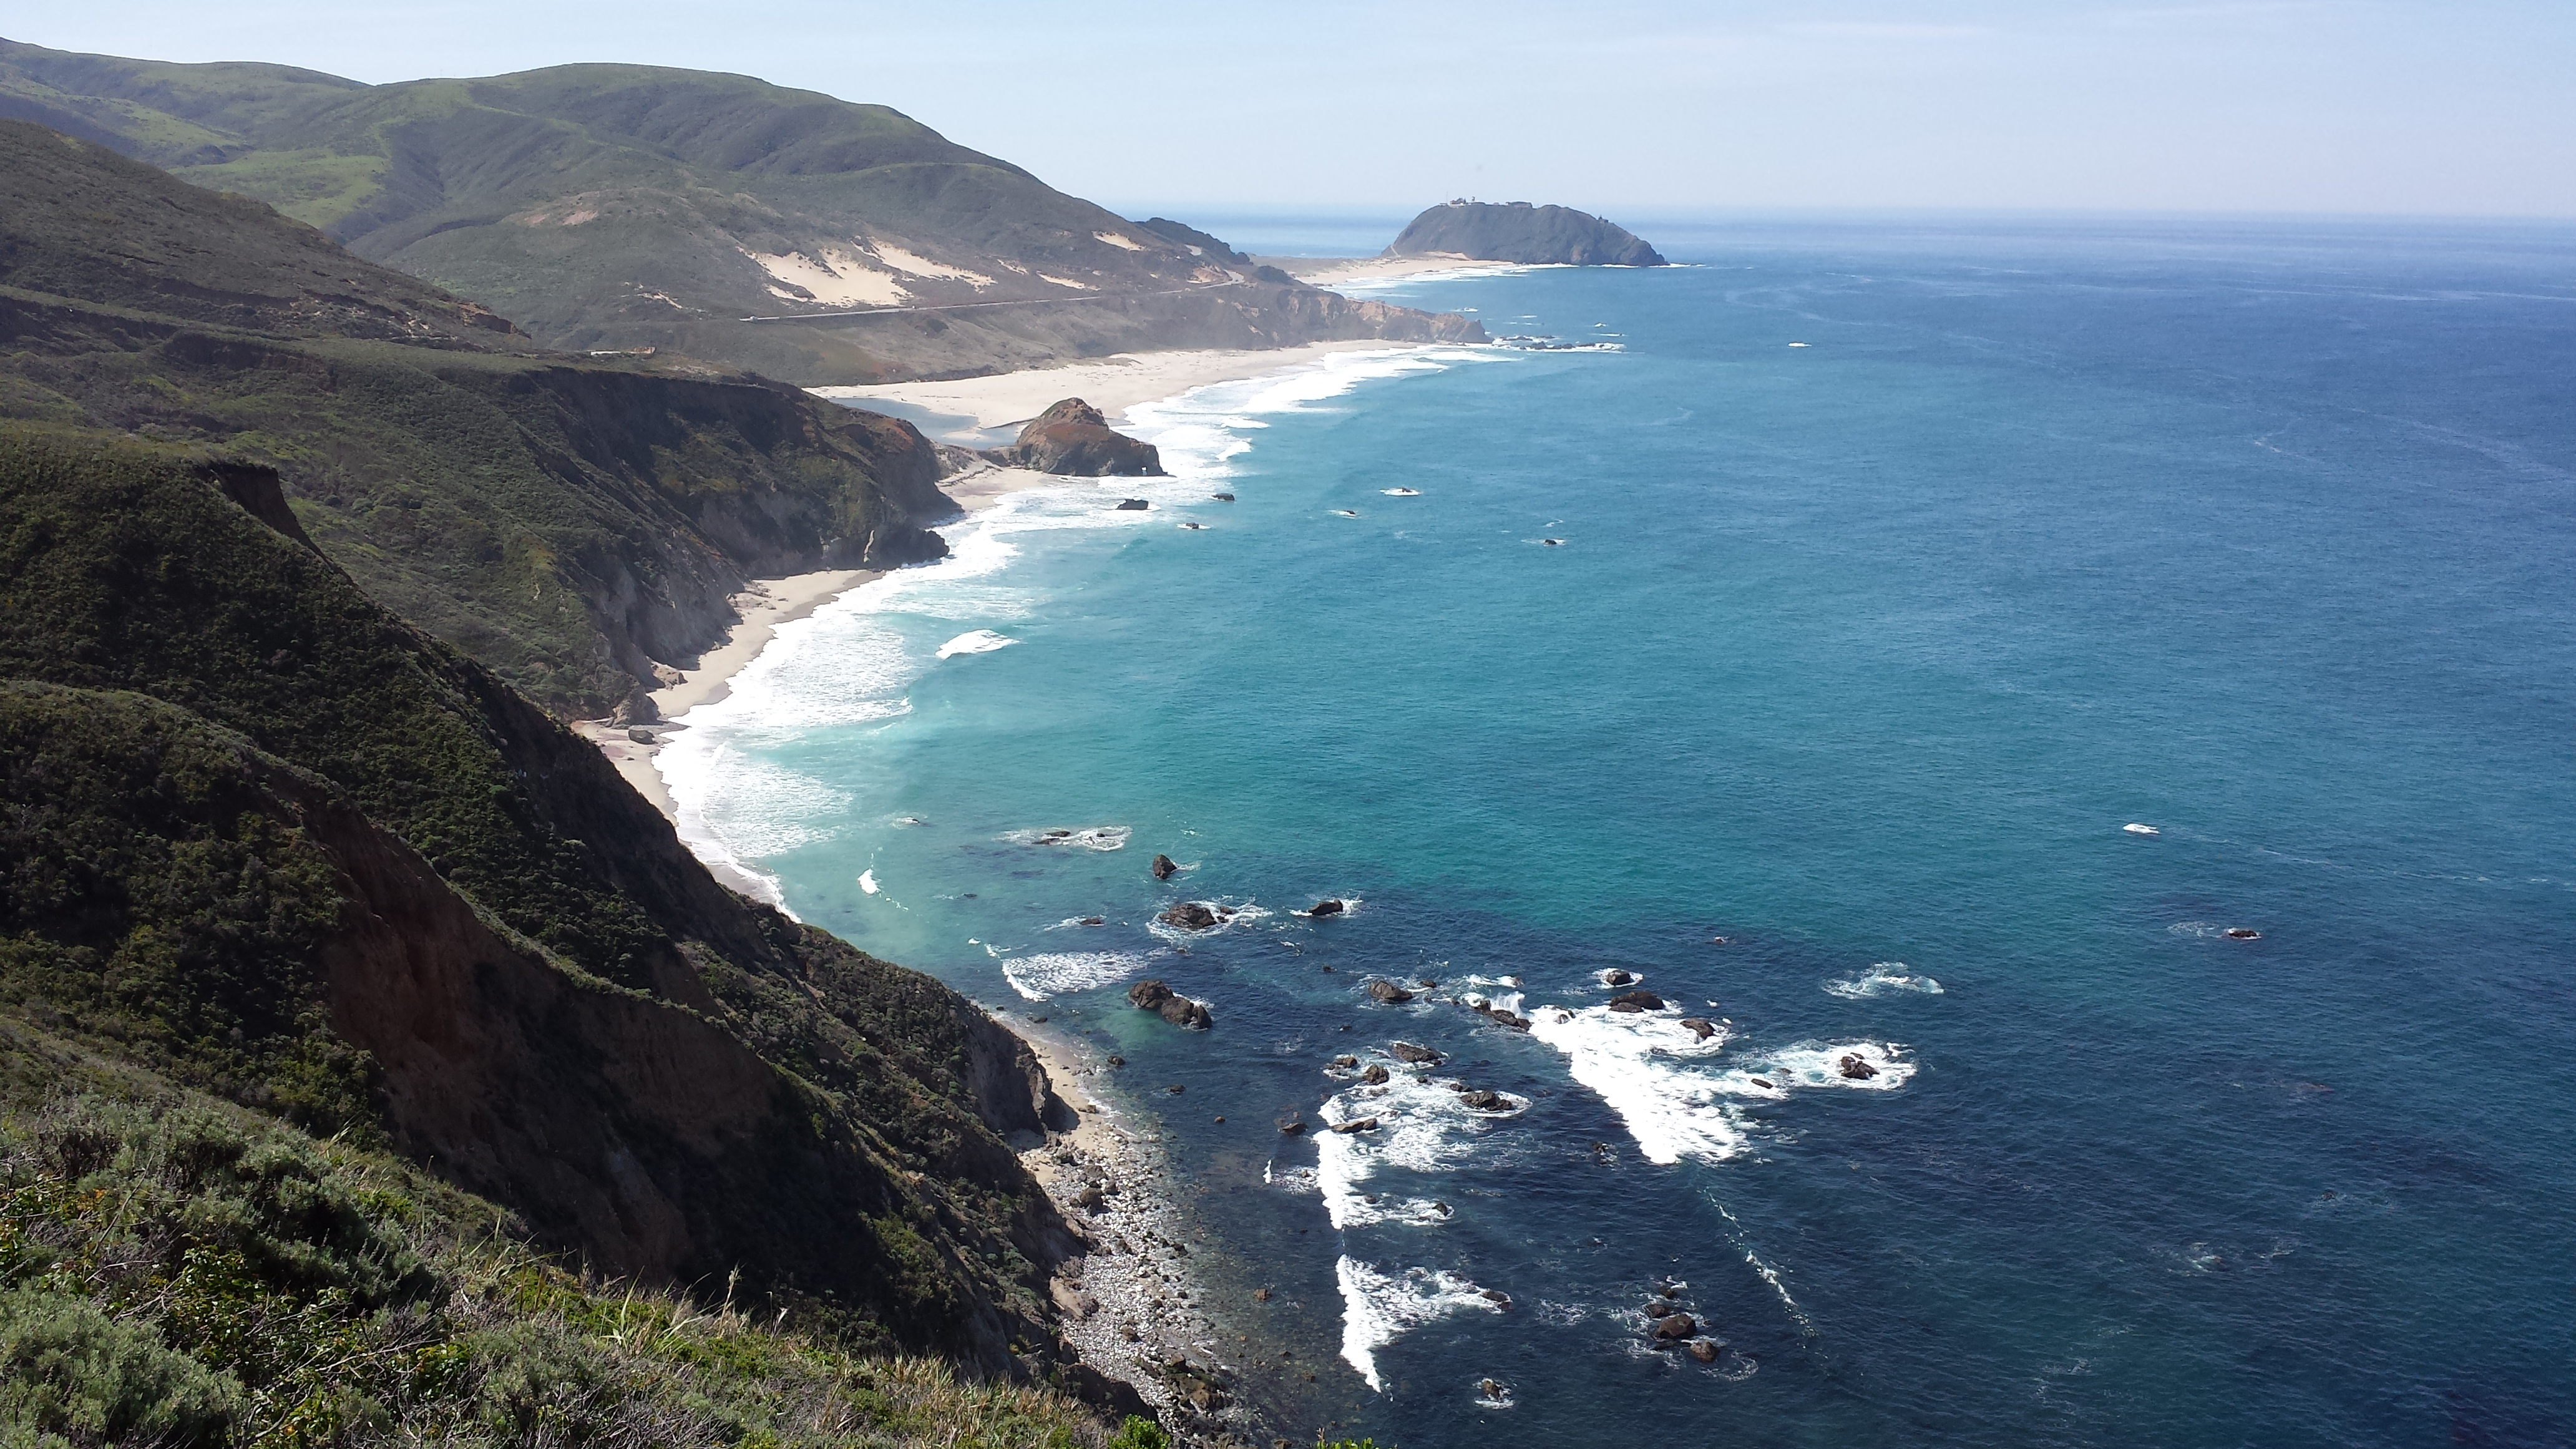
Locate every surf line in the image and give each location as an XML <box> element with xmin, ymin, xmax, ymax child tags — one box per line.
<box><xmin>1705</xmin><ymin>1194</ymin><xmax>1817</xmax><ymax>1339</ymax></box>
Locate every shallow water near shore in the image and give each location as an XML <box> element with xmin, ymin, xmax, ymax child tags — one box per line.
<box><xmin>665</xmin><ymin>217</ymin><xmax>2576</xmax><ymax>1446</ymax></box>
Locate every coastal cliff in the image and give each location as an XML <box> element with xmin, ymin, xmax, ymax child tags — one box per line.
<box><xmin>1388</xmin><ymin>200</ymin><xmax>1667</xmax><ymax>266</ymax></box>
<box><xmin>0</xmin><ymin>434</ymin><xmax>1161</xmax><ymax>1438</ymax></box>
<box><xmin>0</xmin><ymin>117</ymin><xmax>959</xmax><ymax>721</ymax></box>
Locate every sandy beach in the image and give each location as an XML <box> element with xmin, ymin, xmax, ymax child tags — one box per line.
<box><xmin>813</xmin><ymin>339</ymin><xmax>1396</xmax><ymax>442</ymax></box>
<box><xmin>1266</xmin><ymin>253</ymin><xmax>1523</xmax><ymax>286</ymax></box>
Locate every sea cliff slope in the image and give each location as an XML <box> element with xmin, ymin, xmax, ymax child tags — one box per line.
<box><xmin>0</xmin><ymin>117</ymin><xmax>960</xmax><ymax>720</ymax></box>
<box><xmin>0</xmin><ymin>432</ymin><xmax>1100</xmax><ymax>1382</ymax></box>
<box><xmin>0</xmin><ymin>38</ymin><xmax>1487</xmax><ymax>381</ymax></box>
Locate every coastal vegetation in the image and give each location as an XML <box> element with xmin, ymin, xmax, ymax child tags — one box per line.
<box><xmin>0</xmin><ymin>37</ymin><xmax>1483</xmax><ymax>383</ymax></box>
<box><xmin>0</xmin><ymin>117</ymin><xmax>955</xmax><ymax>718</ymax></box>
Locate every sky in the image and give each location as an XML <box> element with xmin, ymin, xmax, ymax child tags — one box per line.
<box><xmin>9</xmin><ymin>1</ymin><xmax>2574</xmax><ymax>218</ymax></box>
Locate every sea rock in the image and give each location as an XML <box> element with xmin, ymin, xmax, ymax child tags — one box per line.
<box><xmin>997</xmin><ymin>398</ymin><xmax>1168</xmax><ymax>476</ymax></box>
<box><xmin>1360</xmin><ymin>1064</ymin><xmax>1390</xmax><ymax>1085</ymax></box>
<box><xmin>1329</xmin><ymin>1117</ymin><xmax>1379</xmax><ymax>1134</ymax></box>
<box><xmin>1644</xmin><ymin>1300</ymin><xmax>1677</xmax><ymax>1319</ymax></box>
<box><xmin>1386</xmin><ymin>200</ymin><xmax>1667</xmax><ymax>266</ymax></box>
<box><xmin>626</xmin><ymin>726</ymin><xmax>655</xmax><ymax>744</ymax></box>
<box><xmin>1603</xmin><ymin>969</ymin><xmax>1634</xmax><ymax>985</ymax></box>
<box><xmin>1388</xmin><ymin>1042</ymin><xmax>1444</xmax><ymax>1065</ymax></box>
<box><xmin>1279</xmin><ymin>1120</ymin><xmax>1307</xmax><ymax>1136</ymax></box>
<box><xmin>1128</xmin><ymin>980</ymin><xmax>1173</xmax><ymax>1010</ymax></box>
<box><xmin>1365</xmin><ymin>978</ymin><xmax>1414</xmax><ymax>1004</ymax></box>
<box><xmin>1458</xmin><ymin>1089</ymin><xmax>1506</xmax><ymax>1111</ymax></box>
<box><xmin>1489</xmin><ymin>1010</ymin><xmax>1531</xmax><ymax>1030</ymax></box>
<box><xmin>2226</xmin><ymin>927</ymin><xmax>2262</xmax><ymax>940</ymax></box>
<box><xmin>1680</xmin><ymin>1017</ymin><xmax>1717</xmax><ymax>1040</ymax></box>
<box><xmin>1481</xmin><ymin>1289</ymin><xmax>1513</xmax><ymax>1308</ymax></box>
<box><xmin>1105</xmin><ymin>1054</ymin><xmax>1125</xmax><ymax>1066</ymax></box>
<box><xmin>1114</xmin><ymin>498</ymin><xmax>1149</xmax><ymax>510</ymax></box>
<box><xmin>1480</xmin><ymin>1378</ymin><xmax>1508</xmax><ymax>1401</ymax></box>
<box><xmin>1078</xmin><ymin>915</ymin><xmax>1105</xmax><ymax>925</ymax></box>
<box><xmin>1159</xmin><ymin>901</ymin><xmax>1218</xmax><ymax>930</ymax></box>
<box><xmin>1688</xmin><ymin>1339</ymin><xmax>1720</xmax><ymax>1364</ymax></box>
<box><xmin>1152</xmin><ymin>852</ymin><xmax>1179</xmax><ymax>880</ymax></box>
<box><xmin>1609</xmin><ymin>989</ymin><xmax>1666</xmax><ymax>1011</ymax></box>
<box><xmin>1653</xmin><ymin>1312</ymin><xmax>1698</xmax><ymax>1343</ymax></box>
<box><xmin>1838</xmin><ymin>1053</ymin><xmax>1879</xmax><ymax>1080</ymax></box>
<box><xmin>1212</xmin><ymin>492</ymin><xmax>1236</xmax><ymax>502</ymax></box>
<box><xmin>1309</xmin><ymin>898</ymin><xmax>1346</xmax><ymax>917</ymax></box>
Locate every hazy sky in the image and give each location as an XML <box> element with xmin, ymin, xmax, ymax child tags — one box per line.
<box><xmin>12</xmin><ymin>1</ymin><xmax>2574</xmax><ymax>217</ymax></box>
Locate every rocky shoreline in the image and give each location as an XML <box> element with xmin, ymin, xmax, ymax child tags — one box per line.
<box><xmin>1002</xmin><ymin>1015</ymin><xmax>1284</xmax><ymax>1447</ymax></box>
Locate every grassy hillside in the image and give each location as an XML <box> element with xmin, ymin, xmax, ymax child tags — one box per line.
<box><xmin>0</xmin><ymin>39</ymin><xmax>1483</xmax><ymax>382</ymax></box>
<box><xmin>0</xmin><ymin>119</ymin><xmax>957</xmax><ymax>718</ymax></box>
<box><xmin>0</xmin><ymin>1028</ymin><xmax>1127</xmax><ymax>1448</ymax></box>
<box><xmin>0</xmin><ymin>435</ymin><xmax>1098</xmax><ymax>1387</ymax></box>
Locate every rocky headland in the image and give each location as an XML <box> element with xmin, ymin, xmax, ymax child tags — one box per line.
<box><xmin>1387</xmin><ymin>199</ymin><xmax>1668</xmax><ymax>266</ymax></box>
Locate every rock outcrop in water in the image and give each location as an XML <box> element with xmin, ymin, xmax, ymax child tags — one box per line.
<box><xmin>993</xmin><ymin>398</ymin><xmax>1165</xmax><ymax>476</ymax></box>
<box><xmin>1385</xmin><ymin>200</ymin><xmax>1667</xmax><ymax>266</ymax></box>
<box><xmin>1127</xmin><ymin>979</ymin><xmax>1211</xmax><ymax>1030</ymax></box>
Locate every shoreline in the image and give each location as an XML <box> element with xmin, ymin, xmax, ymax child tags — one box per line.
<box><xmin>1264</xmin><ymin>251</ymin><xmax>1523</xmax><ymax>287</ymax></box>
<box><xmin>1003</xmin><ymin>1013</ymin><xmax>1271</xmax><ymax>1443</ymax></box>
<box><xmin>587</xmin><ymin>334</ymin><xmax>1467</xmax><ymax>832</ymax></box>
<box><xmin>814</xmin><ymin>338</ymin><xmax>1400</xmax><ymax>443</ymax></box>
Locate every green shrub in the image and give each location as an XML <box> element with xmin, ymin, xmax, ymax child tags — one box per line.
<box><xmin>0</xmin><ymin>1287</ymin><xmax>242</xmax><ymax>1445</ymax></box>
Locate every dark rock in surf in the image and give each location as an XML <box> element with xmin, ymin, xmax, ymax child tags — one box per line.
<box><xmin>1332</xmin><ymin>1055</ymin><xmax>1359</xmax><ymax>1068</ymax></box>
<box><xmin>1151</xmin><ymin>852</ymin><xmax>1179</xmax><ymax>880</ymax></box>
<box><xmin>1279</xmin><ymin>1120</ymin><xmax>1308</xmax><ymax>1136</ymax></box>
<box><xmin>1609</xmin><ymin>989</ymin><xmax>1666</xmax><ymax>1011</ymax></box>
<box><xmin>1212</xmin><ymin>492</ymin><xmax>1236</xmax><ymax>501</ymax></box>
<box><xmin>1603</xmin><ymin>969</ymin><xmax>1634</xmax><ymax>985</ymax></box>
<box><xmin>997</xmin><ymin>398</ymin><xmax>1167</xmax><ymax>477</ymax></box>
<box><xmin>1458</xmin><ymin>1089</ymin><xmax>1506</xmax><ymax>1111</ymax></box>
<box><xmin>1481</xmin><ymin>1289</ymin><xmax>1513</xmax><ymax>1308</ymax></box>
<box><xmin>1365</xmin><ymin>978</ymin><xmax>1413</xmax><ymax>1004</ymax></box>
<box><xmin>1490</xmin><ymin>1010</ymin><xmax>1531</xmax><ymax>1030</ymax></box>
<box><xmin>1159</xmin><ymin>996</ymin><xmax>1212</xmax><ymax>1030</ymax></box>
<box><xmin>1329</xmin><ymin>1117</ymin><xmax>1378</xmax><ymax>1134</ymax></box>
<box><xmin>1653</xmin><ymin>1312</ymin><xmax>1698</xmax><ymax>1343</ymax></box>
<box><xmin>1838</xmin><ymin>1053</ymin><xmax>1879</xmax><ymax>1080</ymax></box>
<box><xmin>1159</xmin><ymin>901</ymin><xmax>1218</xmax><ymax>930</ymax></box>
<box><xmin>1309</xmin><ymin>898</ymin><xmax>1346</xmax><ymax>917</ymax></box>
<box><xmin>1388</xmin><ymin>1042</ymin><xmax>1443</xmax><ymax>1065</ymax></box>
<box><xmin>1688</xmin><ymin>1339</ymin><xmax>1720</xmax><ymax>1364</ymax></box>
<box><xmin>1128</xmin><ymin>981</ymin><xmax>1172</xmax><ymax>1010</ymax></box>
<box><xmin>1360</xmin><ymin>1064</ymin><xmax>1390</xmax><ymax>1085</ymax></box>
<box><xmin>1114</xmin><ymin>498</ymin><xmax>1149</xmax><ymax>510</ymax></box>
<box><xmin>1680</xmin><ymin>1017</ymin><xmax>1716</xmax><ymax>1040</ymax></box>
<box><xmin>1644</xmin><ymin>1300</ymin><xmax>1677</xmax><ymax>1319</ymax></box>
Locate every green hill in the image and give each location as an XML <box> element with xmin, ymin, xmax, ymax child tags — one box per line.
<box><xmin>1</xmin><ymin>39</ymin><xmax>1483</xmax><ymax>382</ymax></box>
<box><xmin>0</xmin><ymin>432</ymin><xmax>1137</xmax><ymax>1438</ymax></box>
<box><xmin>0</xmin><ymin>118</ymin><xmax>958</xmax><ymax>720</ymax></box>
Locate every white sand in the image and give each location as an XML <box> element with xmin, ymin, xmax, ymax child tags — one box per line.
<box><xmin>1270</xmin><ymin>253</ymin><xmax>1522</xmax><ymax>286</ymax></box>
<box><xmin>812</xmin><ymin>339</ymin><xmax>1395</xmax><ymax>438</ymax></box>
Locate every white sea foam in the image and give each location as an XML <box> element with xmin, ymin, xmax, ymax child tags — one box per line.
<box><xmin>1001</xmin><ymin>826</ymin><xmax>1131</xmax><ymax>851</ymax></box>
<box><xmin>1315</xmin><ymin>1071</ymin><xmax>1496</xmax><ymax>1230</ymax></box>
<box><xmin>857</xmin><ymin>869</ymin><xmax>879</xmax><ymax>895</ymax></box>
<box><xmin>1824</xmin><ymin>962</ymin><xmax>1944</xmax><ymax>998</ymax></box>
<box><xmin>664</xmin><ymin>344</ymin><xmax>1484</xmax><ymax>912</ymax></box>
<box><xmin>1000</xmin><ymin>950</ymin><xmax>1150</xmax><ymax>1001</ymax></box>
<box><xmin>935</xmin><ymin>628</ymin><xmax>1017</xmax><ymax>658</ymax></box>
<box><xmin>1527</xmin><ymin>1003</ymin><xmax>1745</xmax><ymax>1164</ymax></box>
<box><xmin>1335</xmin><ymin>1257</ymin><xmax>1501</xmax><ymax>1393</ymax></box>
<box><xmin>1759</xmin><ymin>1040</ymin><xmax>1917</xmax><ymax>1090</ymax></box>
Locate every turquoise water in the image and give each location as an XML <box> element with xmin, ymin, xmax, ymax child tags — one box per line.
<box><xmin>662</xmin><ymin>219</ymin><xmax>2576</xmax><ymax>1446</ymax></box>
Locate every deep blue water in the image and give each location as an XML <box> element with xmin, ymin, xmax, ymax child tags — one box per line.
<box><xmin>663</xmin><ymin>218</ymin><xmax>2576</xmax><ymax>1447</ymax></box>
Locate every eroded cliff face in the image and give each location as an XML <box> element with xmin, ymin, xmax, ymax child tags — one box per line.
<box><xmin>0</xmin><ymin>437</ymin><xmax>1084</xmax><ymax>1372</ymax></box>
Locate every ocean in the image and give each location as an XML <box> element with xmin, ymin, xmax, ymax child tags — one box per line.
<box><xmin>657</xmin><ymin>216</ymin><xmax>2576</xmax><ymax>1447</ymax></box>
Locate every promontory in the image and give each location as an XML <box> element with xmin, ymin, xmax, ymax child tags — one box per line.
<box><xmin>1387</xmin><ymin>200</ymin><xmax>1667</xmax><ymax>266</ymax></box>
